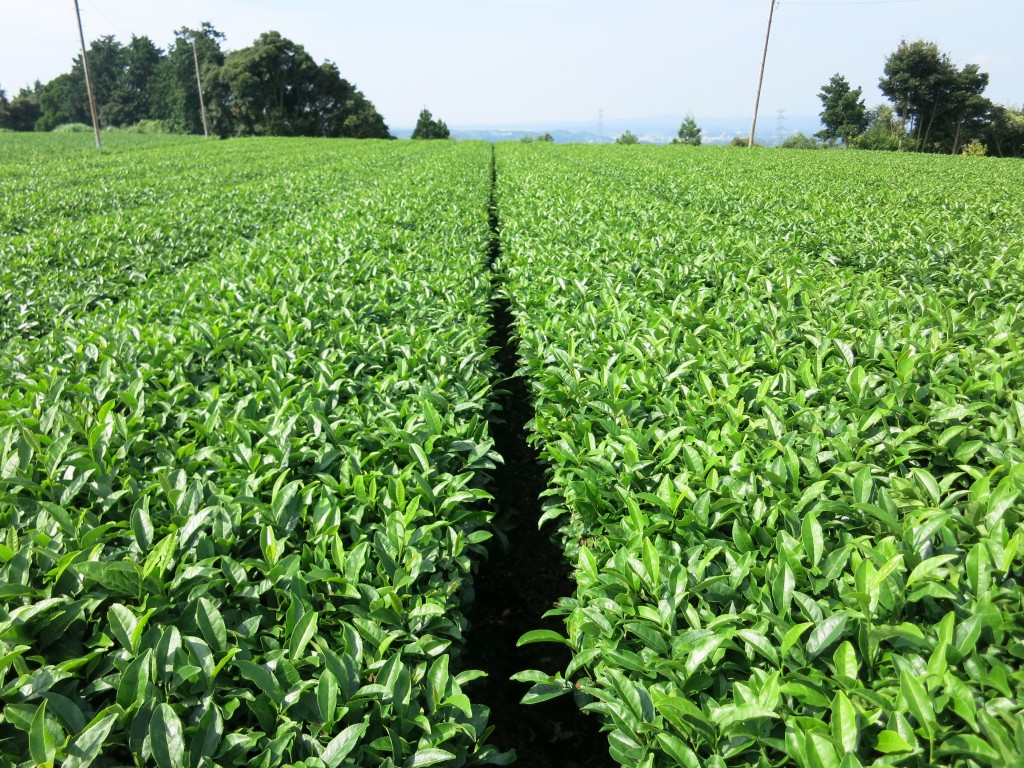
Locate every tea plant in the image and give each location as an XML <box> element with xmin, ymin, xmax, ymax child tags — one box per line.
<box><xmin>0</xmin><ymin>138</ymin><xmax>511</xmax><ymax>767</ymax></box>
<box><xmin>498</xmin><ymin>144</ymin><xmax>1024</xmax><ymax>768</ymax></box>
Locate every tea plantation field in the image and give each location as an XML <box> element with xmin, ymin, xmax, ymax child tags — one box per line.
<box><xmin>1</xmin><ymin>134</ymin><xmax>1023</xmax><ymax>768</ymax></box>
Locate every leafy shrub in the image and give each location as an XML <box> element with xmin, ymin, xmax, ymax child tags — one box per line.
<box><xmin>130</xmin><ymin>119</ymin><xmax>170</xmax><ymax>134</ymax></box>
<box><xmin>962</xmin><ymin>140</ymin><xmax>986</xmax><ymax>156</ymax></box>
<box><xmin>51</xmin><ymin>122</ymin><xmax>93</xmax><ymax>133</ymax></box>
<box><xmin>781</xmin><ymin>132</ymin><xmax>821</xmax><ymax>149</ymax></box>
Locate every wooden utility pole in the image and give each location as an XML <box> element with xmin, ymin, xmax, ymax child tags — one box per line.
<box><xmin>748</xmin><ymin>0</ymin><xmax>777</xmax><ymax>148</ymax></box>
<box><xmin>192</xmin><ymin>39</ymin><xmax>210</xmax><ymax>138</ymax></box>
<box><xmin>73</xmin><ymin>0</ymin><xmax>102</xmax><ymax>150</ymax></box>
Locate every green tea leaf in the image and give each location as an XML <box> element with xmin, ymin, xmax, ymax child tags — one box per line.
<box><xmin>831</xmin><ymin>691</ymin><xmax>858</xmax><ymax>753</ymax></box>
<box><xmin>289</xmin><ymin>609</ymin><xmax>319</xmax><ymax>661</ymax></box>
<box><xmin>29</xmin><ymin>701</ymin><xmax>55</xmax><ymax>766</ymax></box>
<box><xmin>906</xmin><ymin>554</ymin><xmax>959</xmax><ymax>587</ymax></box>
<box><xmin>318</xmin><ymin>670</ymin><xmax>339</xmax><ymax>724</ymax></box>
<box><xmin>321</xmin><ymin>721</ymin><xmax>368</xmax><ymax>767</ymax></box>
<box><xmin>781</xmin><ymin>622</ymin><xmax>814</xmax><ymax>659</ymax></box>
<box><xmin>806</xmin><ymin>614</ymin><xmax>848</xmax><ymax>659</ymax></box>
<box><xmin>521</xmin><ymin>682</ymin><xmax>572</xmax><ymax>704</ymax></box>
<box><xmin>150</xmin><ymin>703</ymin><xmax>185</xmax><ymax>768</ymax></box>
<box><xmin>196</xmin><ymin>598</ymin><xmax>227</xmax><ymax>654</ymax></box>
<box><xmin>899</xmin><ymin>669</ymin><xmax>935</xmax><ymax>738</ymax></box>
<box><xmin>802</xmin><ymin>511</ymin><xmax>824</xmax><ymax>568</ymax></box>
<box><xmin>64</xmin><ymin>708</ymin><xmax>119</xmax><ymax>768</ymax></box>
<box><xmin>832</xmin><ymin>641</ymin><xmax>859</xmax><ymax>682</ymax></box>
<box><xmin>935</xmin><ymin>734</ymin><xmax>1001</xmax><ymax>763</ymax></box>
<box><xmin>875</xmin><ymin>730</ymin><xmax>914</xmax><ymax>754</ymax></box>
<box><xmin>189</xmin><ymin>705</ymin><xmax>223</xmax><ymax>766</ymax></box>
<box><xmin>411</xmin><ymin>748</ymin><xmax>458</xmax><ymax>767</ymax></box>
<box><xmin>108</xmin><ymin>603</ymin><xmax>138</xmax><ymax>653</ymax></box>
<box><xmin>773</xmin><ymin>562</ymin><xmax>795</xmax><ymax>613</ymax></box>
<box><xmin>853</xmin><ymin>466</ymin><xmax>873</xmax><ymax>505</ymax></box>
<box><xmin>516</xmin><ymin>629</ymin><xmax>569</xmax><ymax>646</ymax></box>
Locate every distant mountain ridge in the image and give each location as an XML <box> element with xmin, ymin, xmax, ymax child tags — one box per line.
<box><xmin>391</xmin><ymin>114</ymin><xmax>825</xmax><ymax>145</ymax></box>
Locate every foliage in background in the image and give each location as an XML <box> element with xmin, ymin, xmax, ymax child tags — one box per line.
<box><xmin>0</xmin><ymin>83</ymin><xmax>42</xmax><ymax>132</ymax></box>
<box><xmin>961</xmin><ymin>140</ymin><xmax>986</xmax><ymax>156</ymax></box>
<box><xmin>983</xmin><ymin>104</ymin><xmax>1024</xmax><ymax>158</ymax></box>
<box><xmin>2</xmin><ymin>24</ymin><xmax>390</xmax><ymax>139</ymax></box>
<box><xmin>206</xmin><ymin>32</ymin><xmax>390</xmax><ymax>138</ymax></box>
<box><xmin>817</xmin><ymin>39</ymin><xmax>1023</xmax><ymax>156</ymax></box>
<box><xmin>781</xmin><ymin>131</ymin><xmax>821</xmax><ymax>149</ymax></box>
<box><xmin>879</xmin><ymin>39</ymin><xmax>990</xmax><ymax>154</ymax></box>
<box><xmin>616</xmin><ymin>130</ymin><xmax>639</xmax><ymax>145</ymax></box>
<box><xmin>816</xmin><ymin>74</ymin><xmax>868</xmax><ymax>145</ymax></box>
<box><xmin>672</xmin><ymin>115</ymin><xmax>702</xmax><ymax>146</ymax></box>
<box><xmin>851</xmin><ymin>105</ymin><xmax>906</xmax><ymax>151</ymax></box>
<box><xmin>411</xmin><ymin>109</ymin><xmax>451</xmax><ymax>140</ymax></box>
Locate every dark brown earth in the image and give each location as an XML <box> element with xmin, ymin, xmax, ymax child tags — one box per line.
<box><xmin>457</xmin><ymin>271</ymin><xmax>616</xmax><ymax>767</ymax></box>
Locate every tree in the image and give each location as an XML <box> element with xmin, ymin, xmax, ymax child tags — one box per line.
<box><xmin>206</xmin><ymin>33</ymin><xmax>391</xmax><ymax>139</ymax></box>
<box><xmin>536</xmin><ymin>132</ymin><xmax>554</xmax><ymax>142</ymax></box>
<box><xmin>879</xmin><ymin>39</ymin><xmax>990</xmax><ymax>153</ymax></box>
<box><xmin>154</xmin><ymin>24</ymin><xmax>226</xmax><ymax>134</ymax></box>
<box><xmin>816</xmin><ymin>74</ymin><xmax>868</xmax><ymax>144</ymax></box>
<box><xmin>673</xmin><ymin>114</ymin><xmax>702</xmax><ymax>145</ymax></box>
<box><xmin>411</xmin><ymin>108</ymin><xmax>449</xmax><ymax>139</ymax></box>
<box><xmin>36</xmin><ymin>72</ymin><xmax>88</xmax><ymax>131</ymax></box>
<box><xmin>987</xmin><ymin>104</ymin><xmax>1024</xmax><ymax>157</ymax></box>
<box><xmin>35</xmin><ymin>34</ymin><xmax>164</xmax><ymax>130</ymax></box>
<box><xmin>615</xmin><ymin>130</ymin><xmax>639</xmax><ymax>145</ymax></box>
<box><xmin>311</xmin><ymin>61</ymin><xmax>391</xmax><ymax>139</ymax></box>
<box><xmin>6</xmin><ymin>84</ymin><xmax>43</xmax><ymax>131</ymax></box>
<box><xmin>0</xmin><ymin>86</ymin><xmax>8</xmax><ymax>129</ymax></box>
<box><xmin>208</xmin><ymin>31</ymin><xmax>323</xmax><ymax>136</ymax></box>
<box><xmin>102</xmin><ymin>35</ymin><xmax>163</xmax><ymax>127</ymax></box>
<box><xmin>983</xmin><ymin>104</ymin><xmax>1024</xmax><ymax>158</ymax></box>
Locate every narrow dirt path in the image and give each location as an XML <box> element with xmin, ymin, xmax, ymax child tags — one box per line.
<box><xmin>459</xmin><ymin>147</ymin><xmax>615</xmax><ymax>767</ymax></box>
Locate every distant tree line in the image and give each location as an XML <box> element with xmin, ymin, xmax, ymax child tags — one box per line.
<box><xmin>817</xmin><ymin>39</ymin><xmax>1023</xmax><ymax>157</ymax></box>
<box><xmin>0</xmin><ymin>24</ymin><xmax>392</xmax><ymax>139</ymax></box>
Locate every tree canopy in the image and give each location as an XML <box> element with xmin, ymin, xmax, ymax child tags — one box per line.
<box><xmin>3</xmin><ymin>24</ymin><xmax>390</xmax><ymax>139</ymax></box>
<box><xmin>816</xmin><ymin>74</ymin><xmax>868</xmax><ymax>145</ymax></box>
<box><xmin>0</xmin><ymin>83</ymin><xmax>42</xmax><ymax>132</ymax></box>
<box><xmin>615</xmin><ymin>130</ymin><xmax>639</xmax><ymax>145</ymax></box>
<box><xmin>411</xmin><ymin>109</ymin><xmax>450</xmax><ymax>140</ymax></box>
<box><xmin>673</xmin><ymin>115</ymin><xmax>702</xmax><ymax>146</ymax></box>
<box><xmin>810</xmin><ymin>40</ymin><xmax>1007</xmax><ymax>155</ymax></box>
<box><xmin>879</xmin><ymin>39</ymin><xmax>990</xmax><ymax>153</ymax></box>
<box><xmin>205</xmin><ymin>32</ymin><xmax>389</xmax><ymax>139</ymax></box>
<box><xmin>984</xmin><ymin>104</ymin><xmax>1024</xmax><ymax>158</ymax></box>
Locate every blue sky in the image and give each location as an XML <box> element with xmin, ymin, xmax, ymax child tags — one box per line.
<box><xmin>2</xmin><ymin>0</ymin><xmax>1021</xmax><ymax>129</ymax></box>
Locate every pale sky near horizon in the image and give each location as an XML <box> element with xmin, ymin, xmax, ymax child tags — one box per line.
<box><xmin>1</xmin><ymin>1</ymin><xmax>1021</xmax><ymax>129</ymax></box>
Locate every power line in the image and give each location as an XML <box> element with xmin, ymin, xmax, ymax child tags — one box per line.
<box><xmin>85</xmin><ymin>0</ymin><xmax>128</xmax><ymax>37</ymax></box>
<box><xmin>781</xmin><ymin>0</ymin><xmax>924</xmax><ymax>5</ymax></box>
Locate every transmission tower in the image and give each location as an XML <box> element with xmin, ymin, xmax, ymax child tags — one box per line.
<box><xmin>775</xmin><ymin>109</ymin><xmax>787</xmax><ymax>145</ymax></box>
<box><xmin>598</xmin><ymin>108</ymin><xmax>604</xmax><ymax>143</ymax></box>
